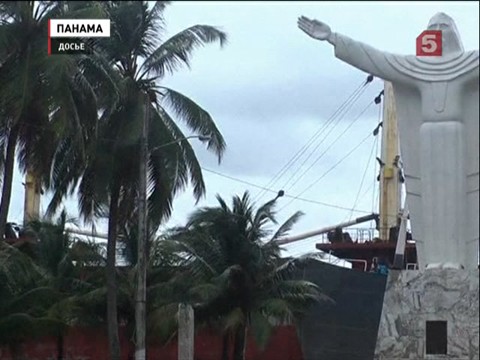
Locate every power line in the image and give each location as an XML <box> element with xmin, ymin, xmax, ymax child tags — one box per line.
<box><xmin>200</xmin><ymin>167</ymin><xmax>371</xmax><ymax>214</ymax></box>
<box><xmin>253</xmin><ymin>76</ymin><xmax>373</xmax><ymax>203</ymax></box>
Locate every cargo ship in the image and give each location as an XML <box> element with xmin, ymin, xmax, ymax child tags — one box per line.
<box><xmin>277</xmin><ymin>81</ymin><xmax>418</xmax><ymax>360</ymax></box>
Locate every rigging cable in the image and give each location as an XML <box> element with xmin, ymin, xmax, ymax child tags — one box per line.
<box><xmin>346</xmin><ymin>93</ymin><xmax>384</xmax><ymax>222</ymax></box>
<box><xmin>283</xmin><ymin>98</ymin><xmax>377</xmax><ymax>193</ymax></box>
<box><xmin>278</xmin><ymin>130</ymin><xmax>374</xmax><ymax>214</ymax></box>
<box><xmin>358</xmin><ymin>182</ymin><xmax>375</xmax><ymax>205</ymax></box>
<box><xmin>254</xmin><ymin>77</ymin><xmax>371</xmax><ymax>203</ymax></box>
<box><xmin>346</xmin><ymin>135</ymin><xmax>379</xmax><ymax>222</ymax></box>
<box><xmin>253</xmin><ymin>75</ymin><xmax>374</xmax><ymax>203</ymax></box>
<box><xmin>277</xmin><ymin>85</ymin><xmax>371</xmax><ymax>192</ymax></box>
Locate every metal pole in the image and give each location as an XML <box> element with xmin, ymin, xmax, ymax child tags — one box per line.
<box><xmin>135</xmin><ymin>93</ymin><xmax>149</xmax><ymax>360</ymax></box>
<box><xmin>65</xmin><ymin>228</ymin><xmax>108</xmax><ymax>239</ymax></box>
<box><xmin>392</xmin><ymin>204</ymin><xmax>409</xmax><ymax>269</ymax></box>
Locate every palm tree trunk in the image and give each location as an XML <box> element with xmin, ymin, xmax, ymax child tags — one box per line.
<box><xmin>221</xmin><ymin>333</ymin><xmax>230</xmax><ymax>360</ymax></box>
<box><xmin>135</xmin><ymin>93</ymin><xmax>149</xmax><ymax>360</ymax></box>
<box><xmin>107</xmin><ymin>183</ymin><xmax>122</xmax><ymax>360</ymax></box>
<box><xmin>9</xmin><ymin>343</ymin><xmax>25</xmax><ymax>360</ymax></box>
<box><xmin>233</xmin><ymin>323</ymin><xmax>247</xmax><ymax>360</ymax></box>
<box><xmin>0</xmin><ymin>127</ymin><xmax>18</xmax><ymax>239</ymax></box>
<box><xmin>56</xmin><ymin>334</ymin><xmax>64</xmax><ymax>360</ymax></box>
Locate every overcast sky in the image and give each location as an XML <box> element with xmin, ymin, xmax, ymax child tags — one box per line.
<box><xmin>8</xmin><ymin>1</ymin><xmax>480</xmax><ymax>256</ymax></box>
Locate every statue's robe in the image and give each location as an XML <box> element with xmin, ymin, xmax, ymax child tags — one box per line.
<box><xmin>332</xmin><ymin>33</ymin><xmax>479</xmax><ymax>269</ymax></box>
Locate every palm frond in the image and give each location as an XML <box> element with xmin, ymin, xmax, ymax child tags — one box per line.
<box><xmin>140</xmin><ymin>24</ymin><xmax>227</xmax><ymax>79</ymax></box>
<box><xmin>223</xmin><ymin>307</ymin><xmax>245</xmax><ymax>331</ymax></box>
<box><xmin>151</xmin><ymin>106</ymin><xmax>206</xmax><ymax>203</ymax></box>
<box><xmin>257</xmin><ymin>298</ymin><xmax>294</xmax><ymax>322</ymax></box>
<box><xmin>146</xmin><ymin>302</ymin><xmax>178</xmax><ymax>344</ymax></box>
<box><xmin>5</xmin><ymin>287</ymin><xmax>61</xmax><ymax>316</ymax></box>
<box><xmin>0</xmin><ymin>313</ymin><xmax>65</xmax><ymax>345</ymax></box>
<box><xmin>270</xmin><ymin>211</ymin><xmax>304</xmax><ymax>241</ymax></box>
<box><xmin>159</xmin><ymin>87</ymin><xmax>226</xmax><ymax>161</ymax></box>
<box><xmin>0</xmin><ymin>242</ymin><xmax>42</xmax><ymax>295</ymax></box>
<box><xmin>250</xmin><ymin>311</ymin><xmax>274</xmax><ymax>349</ymax></box>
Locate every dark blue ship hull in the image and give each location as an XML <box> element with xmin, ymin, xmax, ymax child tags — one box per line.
<box><xmin>296</xmin><ymin>260</ymin><xmax>387</xmax><ymax>360</ymax></box>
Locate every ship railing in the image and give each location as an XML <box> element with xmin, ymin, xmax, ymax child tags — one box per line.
<box><xmin>343</xmin><ymin>258</ymin><xmax>368</xmax><ymax>272</ymax></box>
<box><xmin>317</xmin><ymin>227</ymin><xmax>378</xmax><ymax>243</ymax></box>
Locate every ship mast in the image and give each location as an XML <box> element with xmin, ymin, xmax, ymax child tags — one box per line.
<box><xmin>276</xmin><ymin>81</ymin><xmax>413</xmax><ymax>271</ymax></box>
<box><xmin>378</xmin><ymin>81</ymin><xmax>402</xmax><ymax>241</ymax></box>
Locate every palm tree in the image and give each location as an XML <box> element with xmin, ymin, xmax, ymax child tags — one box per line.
<box><xmin>0</xmin><ymin>1</ymin><xmax>116</xmax><ymax>238</ymax></box>
<box><xmin>66</xmin><ymin>225</ymin><xmax>198</xmax><ymax>358</ymax></box>
<box><xmin>0</xmin><ymin>242</ymin><xmax>65</xmax><ymax>360</ymax></box>
<box><xmin>46</xmin><ymin>2</ymin><xmax>227</xmax><ymax>358</ymax></box>
<box><xmin>165</xmin><ymin>192</ymin><xmax>329</xmax><ymax>360</ymax></box>
<box><xmin>0</xmin><ymin>213</ymin><xmax>105</xmax><ymax>360</ymax></box>
<box><xmin>25</xmin><ymin>212</ymin><xmax>105</xmax><ymax>360</ymax></box>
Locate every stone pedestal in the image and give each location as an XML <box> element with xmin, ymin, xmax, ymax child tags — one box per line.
<box><xmin>374</xmin><ymin>269</ymin><xmax>479</xmax><ymax>360</ymax></box>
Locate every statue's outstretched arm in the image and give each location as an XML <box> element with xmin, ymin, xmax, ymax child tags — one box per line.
<box><xmin>298</xmin><ymin>16</ymin><xmax>406</xmax><ymax>83</ymax></box>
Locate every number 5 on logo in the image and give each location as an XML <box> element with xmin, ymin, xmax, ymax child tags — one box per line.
<box><xmin>416</xmin><ymin>30</ymin><xmax>442</xmax><ymax>56</ymax></box>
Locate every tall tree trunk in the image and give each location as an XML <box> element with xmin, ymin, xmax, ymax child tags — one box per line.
<box><xmin>9</xmin><ymin>343</ymin><xmax>25</xmax><ymax>360</ymax></box>
<box><xmin>221</xmin><ymin>333</ymin><xmax>230</xmax><ymax>360</ymax></box>
<box><xmin>107</xmin><ymin>183</ymin><xmax>121</xmax><ymax>360</ymax></box>
<box><xmin>56</xmin><ymin>334</ymin><xmax>64</xmax><ymax>360</ymax></box>
<box><xmin>0</xmin><ymin>127</ymin><xmax>18</xmax><ymax>239</ymax></box>
<box><xmin>233</xmin><ymin>323</ymin><xmax>247</xmax><ymax>360</ymax></box>
<box><xmin>135</xmin><ymin>94</ymin><xmax>149</xmax><ymax>360</ymax></box>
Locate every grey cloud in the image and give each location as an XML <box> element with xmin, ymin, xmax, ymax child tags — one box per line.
<box><xmin>165</xmin><ymin>71</ymin><xmax>383</xmax><ymax>124</ymax></box>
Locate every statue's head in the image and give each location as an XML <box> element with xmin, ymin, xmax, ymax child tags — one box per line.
<box><xmin>427</xmin><ymin>12</ymin><xmax>464</xmax><ymax>56</ymax></box>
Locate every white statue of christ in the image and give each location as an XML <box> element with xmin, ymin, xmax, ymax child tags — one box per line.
<box><xmin>298</xmin><ymin>13</ymin><xmax>479</xmax><ymax>270</ymax></box>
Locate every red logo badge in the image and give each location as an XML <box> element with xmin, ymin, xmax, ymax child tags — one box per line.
<box><xmin>416</xmin><ymin>30</ymin><xmax>442</xmax><ymax>56</ymax></box>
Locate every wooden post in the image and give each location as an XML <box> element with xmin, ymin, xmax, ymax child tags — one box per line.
<box><xmin>379</xmin><ymin>82</ymin><xmax>401</xmax><ymax>241</ymax></box>
<box><xmin>178</xmin><ymin>303</ymin><xmax>194</xmax><ymax>360</ymax></box>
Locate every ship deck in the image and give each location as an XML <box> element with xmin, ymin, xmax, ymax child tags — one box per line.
<box><xmin>316</xmin><ymin>241</ymin><xmax>417</xmax><ymax>271</ymax></box>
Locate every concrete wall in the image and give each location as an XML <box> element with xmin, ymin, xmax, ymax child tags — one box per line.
<box><xmin>0</xmin><ymin>325</ymin><xmax>303</xmax><ymax>360</ymax></box>
<box><xmin>0</xmin><ymin>260</ymin><xmax>390</xmax><ymax>360</ymax></box>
